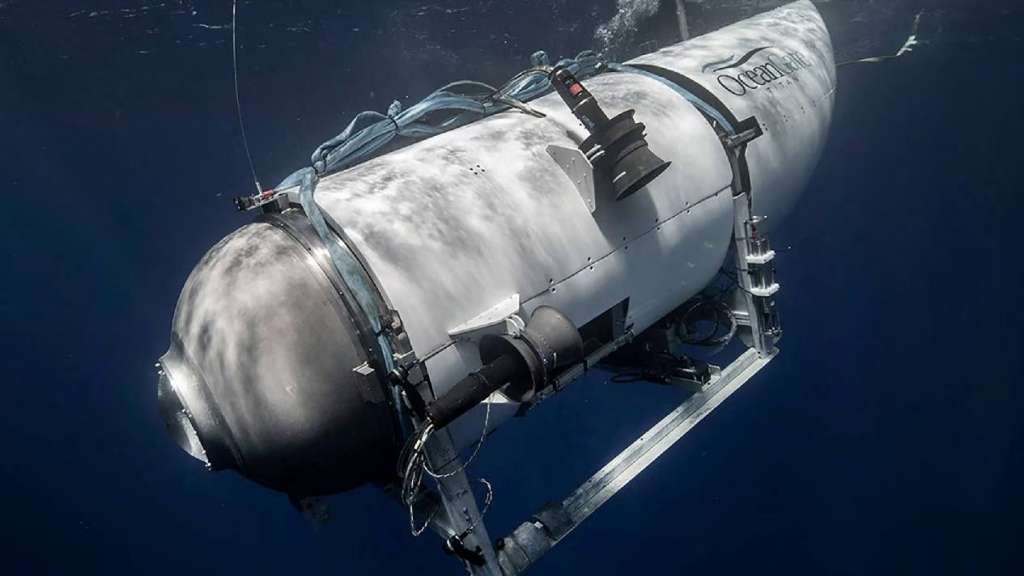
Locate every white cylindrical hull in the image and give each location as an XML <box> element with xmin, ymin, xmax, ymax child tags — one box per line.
<box><xmin>298</xmin><ymin>1</ymin><xmax>835</xmax><ymax>444</ymax></box>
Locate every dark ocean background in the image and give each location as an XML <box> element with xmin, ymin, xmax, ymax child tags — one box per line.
<box><xmin>2</xmin><ymin>0</ymin><xmax>1022</xmax><ymax>574</ymax></box>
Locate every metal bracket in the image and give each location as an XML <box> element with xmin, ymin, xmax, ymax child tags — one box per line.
<box><xmin>546</xmin><ymin>144</ymin><xmax>597</xmax><ymax>213</ymax></box>
<box><xmin>449</xmin><ymin>294</ymin><xmax>523</xmax><ymax>340</ymax></box>
<box><xmin>731</xmin><ymin>202</ymin><xmax>781</xmax><ymax>355</ymax></box>
<box><xmin>722</xmin><ymin>116</ymin><xmax>763</xmax><ymax>150</ymax></box>
<box><xmin>352</xmin><ymin>362</ymin><xmax>386</xmax><ymax>404</ymax></box>
<box><xmin>531</xmin><ymin>502</ymin><xmax>573</xmax><ymax>541</ymax></box>
<box><xmin>749</xmin><ymin>284</ymin><xmax>780</xmax><ymax>298</ymax></box>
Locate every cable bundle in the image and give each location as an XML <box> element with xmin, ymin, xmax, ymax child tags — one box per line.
<box><xmin>397</xmin><ymin>401</ymin><xmax>493</xmax><ymax>537</ymax></box>
<box><xmin>274</xmin><ymin>50</ymin><xmax>602</xmax><ymax>192</ymax></box>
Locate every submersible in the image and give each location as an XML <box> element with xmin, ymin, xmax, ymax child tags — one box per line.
<box><xmin>156</xmin><ymin>1</ymin><xmax>835</xmax><ymax>573</ymax></box>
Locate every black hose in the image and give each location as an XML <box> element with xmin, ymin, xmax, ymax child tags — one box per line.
<box><xmin>425</xmin><ymin>354</ymin><xmax>524</xmax><ymax>429</ymax></box>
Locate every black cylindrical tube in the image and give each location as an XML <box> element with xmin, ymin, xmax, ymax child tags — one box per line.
<box><xmin>426</xmin><ymin>353</ymin><xmax>525</xmax><ymax>429</ymax></box>
<box><xmin>549</xmin><ymin>66</ymin><xmax>609</xmax><ymax>131</ymax></box>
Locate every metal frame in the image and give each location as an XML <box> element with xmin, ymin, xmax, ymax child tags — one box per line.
<box><xmin>415</xmin><ymin>341</ymin><xmax>777</xmax><ymax>575</ymax></box>
<box><xmin>496</xmin><ymin>346</ymin><xmax>775</xmax><ymax>575</ymax></box>
<box><xmin>410</xmin><ymin>178</ymin><xmax>782</xmax><ymax>573</ymax></box>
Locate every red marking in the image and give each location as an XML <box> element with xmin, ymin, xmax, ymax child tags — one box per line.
<box><xmin>569</xmin><ymin>83</ymin><xmax>583</xmax><ymax>97</ymax></box>
<box><xmin>262</xmin><ymin>189</ymin><xmax>276</xmax><ymax>198</ymax></box>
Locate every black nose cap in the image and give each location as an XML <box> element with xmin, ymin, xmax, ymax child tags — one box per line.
<box><xmin>613</xmin><ymin>146</ymin><xmax>672</xmax><ymax>201</ymax></box>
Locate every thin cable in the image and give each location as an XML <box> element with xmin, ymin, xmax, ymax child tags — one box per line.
<box><xmin>399</xmin><ymin>423</ymin><xmax>434</xmax><ymax>506</ymax></box>
<box><xmin>838</xmin><ymin>10</ymin><xmax>923</xmax><ymax>68</ymax></box>
<box><xmin>409</xmin><ymin>494</ymin><xmax>439</xmax><ymax>537</ymax></box>
<box><xmin>232</xmin><ymin>0</ymin><xmax>262</xmax><ymax>194</ymax></box>
<box><xmin>721</xmin><ymin>269</ymin><xmax>756</xmax><ymax>297</ymax></box>
<box><xmin>398</xmin><ymin>397</ymin><xmax>494</xmax><ymax>536</ymax></box>
<box><xmin>463</xmin><ymin>477</ymin><xmax>493</xmax><ymax>534</ymax></box>
<box><xmin>424</xmin><ymin>397</ymin><xmax>492</xmax><ymax>479</ymax></box>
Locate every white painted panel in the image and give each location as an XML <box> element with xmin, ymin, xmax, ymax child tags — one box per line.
<box><xmin>313</xmin><ymin>72</ymin><xmax>734</xmax><ymax>402</ymax></box>
<box><xmin>629</xmin><ymin>0</ymin><xmax>836</xmax><ymax>228</ymax></box>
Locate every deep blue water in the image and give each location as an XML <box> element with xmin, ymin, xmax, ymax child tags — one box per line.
<box><xmin>2</xmin><ymin>1</ymin><xmax>1022</xmax><ymax>574</ymax></box>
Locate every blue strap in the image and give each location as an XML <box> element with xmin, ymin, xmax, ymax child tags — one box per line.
<box><xmin>296</xmin><ymin>169</ymin><xmax>391</xmax><ymax>339</ymax></box>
